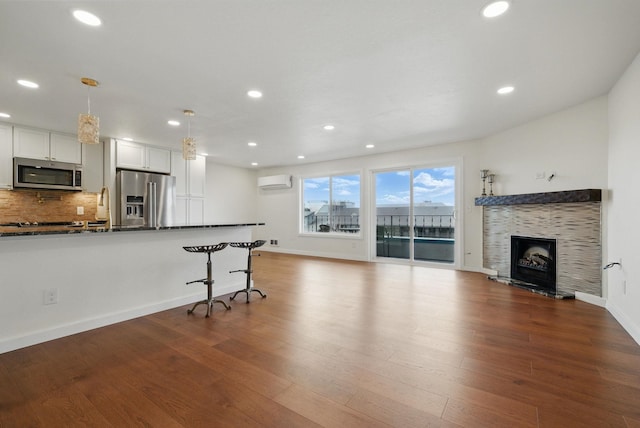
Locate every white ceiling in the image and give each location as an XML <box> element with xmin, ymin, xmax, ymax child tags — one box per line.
<box><xmin>2</xmin><ymin>1</ymin><xmax>640</xmax><ymax>169</ymax></box>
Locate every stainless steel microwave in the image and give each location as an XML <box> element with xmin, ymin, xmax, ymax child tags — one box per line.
<box><xmin>13</xmin><ymin>157</ymin><xmax>83</xmax><ymax>191</ymax></box>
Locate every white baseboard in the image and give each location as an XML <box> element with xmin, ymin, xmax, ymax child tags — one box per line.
<box><xmin>259</xmin><ymin>248</ymin><xmax>368</xmax><ymax>262</ymax></box>
<box><xmin>0</xmin><ymin>280</ymin><xmax>245</xmax><ymax>355</ymax></box>
<box><xmin>606</xmin><ymin>301</ymin><xmax>640</xmax><ymax>346</ymax></box>
<box><xmin>575</xmin><ymin>291</ymin><xmax>607</xmax><ymax>307</ymax></box>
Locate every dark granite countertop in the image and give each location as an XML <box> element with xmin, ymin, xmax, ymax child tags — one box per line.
<box><xmin>0</xmin><ymin>223</ymin><xmax>265</xmax><ymax>238</ymax></box>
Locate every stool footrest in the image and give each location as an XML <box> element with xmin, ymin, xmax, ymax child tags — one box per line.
<box><xmin>230</xmin><ymin>288</ymin><xmax>267</xmax><ymax>304</ymax></box>
<box><xmin>187</xmin><ymin>298</ymin><xmax>230</xmax><ymax>317</ymax></box>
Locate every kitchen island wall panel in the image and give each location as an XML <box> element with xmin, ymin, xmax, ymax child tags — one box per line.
<box><xmin>0</xmin><ymin>225</ymin><xmax>257</xmax><ymax>354</ymax></box>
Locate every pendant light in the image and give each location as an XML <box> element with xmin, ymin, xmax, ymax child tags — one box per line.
<box><xmin>182</xmin><ymin>109</ymin><xmax>196</xmax><ymax>160</ymax></box>
<box><xmin>78</xmin><ymin>77</ymin><xmax>100</xmax><ymax>144</ymax></box>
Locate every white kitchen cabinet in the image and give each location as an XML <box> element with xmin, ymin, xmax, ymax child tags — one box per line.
<box><xmin>116</xmin><ymin>140</ymin><xmax>171</xmax><ymax>173</ymax></box>
<box><xmin>171</xmin><ymin>151</ymin><xmax>206</xmax><ymax>225</ymax></box>
<box><xmin>147</xmin><ymin>146</ymin><xmax>171</xmax><ymax>173</ymax></box>
<box><xmin>175</xmin><ymin>197</ymin><xmax>203</xmax><ymax>226</ymax></box>
<box><xmin>13</xmin><ymin>127</ymin><xmax>82</xmax><ymax>164</ymax></box>
<box><xmin>50</xmin><ymin>133</ymin><xmax>83</xmax><ymax>164</ymax></box>
<box><xmin>188</xmin><ymin>154</ymin><xmax>206</xmax><ymax>198</ymax></box>
<box><xmin>188</xmin><ymin>198</ymin><xmax>205</xmax><ymax>225</ymax></box>
<box><xmin>171</xmin><ymin>151</ymin><xmax>205</xmax><ymax>197</ymax></box>
<box><xmin>171</xmin><ymin>151</ymin><xmax>187</xmax><ymax>196</ymax></box>
<box><xmin>0</xmin><ymin>124</ymin><xmax>12</xmax><ymax>189</ymax></box>
<box><xmin>13</xmin><ymin>127</ymin><xmax>49</xmax><ymax>160</ymax></box>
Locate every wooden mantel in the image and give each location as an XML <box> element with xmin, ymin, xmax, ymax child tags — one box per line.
<box><xmin>475</xmin><ymin>189</ymin><xmax>601</xmax><ymax>206</ymax></box>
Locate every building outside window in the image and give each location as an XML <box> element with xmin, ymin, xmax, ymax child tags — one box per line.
<box><xmin>302</xmin><ymin>174</ymin><xmax>360</xmax><ymax>234</ymax></box>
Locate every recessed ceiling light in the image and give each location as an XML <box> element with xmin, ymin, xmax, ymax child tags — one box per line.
<box><xmin>17</xmin><ymin>79</ymin><xmax>39</xmax><ymax>89</ymax></box>
<box><xmin>365</xmin><ymin>144</ymin><xmax>375</xmax><ymax>149</ymax></box>
<box><xmin>73</xmin><ymin>10</ymin><xmax>102</xmax><ymax>26</ymax></box>
<box><xmin>167</xmin><ymin>120</ymin><xmax>180</xmax><ymax>126</ymax></box>
<box><xmin>247</xmin><ymin>90</ymin><xmax>263</xmax><ymax>99</ymax></box>
<box><xmin>0</xmin><ymin>112</ymin><xmax>10</xmax><ymax>119</ymax></box>
<box><xmin>248</xmin><ymin>141</ymin><xmax>257</xmax><ymax>147</ymax></box>
<box><xmin>297</xmin><ymin>155</ymin><xmax>305</xmax><ymax>159</ymax></box>
<box><xmin>323</xmin><ymin>124</ymin><xmax>335</xmax><ymax>131</ymax></box>
<box><xmin>251</xmin><ymin>162</ymin><xmax>258</xmax><ymax>166</ymax></box>
<box><xmin>497</xmin><ymin>85</ymin><xmax>515</xmax><ymax>95</ymax></box>
<box><xmin>482</xmin><ymin>1</ymin><xmax>510</xmax><ymax>18</ymax></box>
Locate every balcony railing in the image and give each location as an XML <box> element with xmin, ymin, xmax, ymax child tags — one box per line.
<box><xmin>303</xmin><ymin>214</ymin><xmax>455</xmax><ymax>262</ymax></box>
<box><xmin>304</xmin><ymin>214</ymin><xmax>454</xmax><ymax>238</ymax></box>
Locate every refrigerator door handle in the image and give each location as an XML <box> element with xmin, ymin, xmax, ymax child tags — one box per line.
<box><xmin>148</xmin><ymin>181</ymin><xmax>157</xmax><ymax>227</ymax></box>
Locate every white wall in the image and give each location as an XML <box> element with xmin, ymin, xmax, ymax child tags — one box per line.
<box><xmin>205</xmin><ymin>159</ymin><xmax>258</xmax><ymax>224</ymax></box>
<box><xmin>256</xmin><ymin>96</ymin><xmax>609</xmax><ymax>272</ymax></box>
<box><xmin>479</xmin><ymin>97</ymin><xmax>609</xmax><ymax>196</ymax></box>
<box><xmin>607</xmin><ymin>53</ymin><xmax>640</xmax><ymax>344</ymax></box>
<box><xmin>255</xmin><ymin>140</ymin><xmax>483</xmax><ymax>266</ymax></box>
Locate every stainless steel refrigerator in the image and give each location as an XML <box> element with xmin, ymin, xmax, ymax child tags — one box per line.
<box><xmin>115</xmin><ymin>170</ymin><xmax>176</xmax><ymax>227</ymax></box>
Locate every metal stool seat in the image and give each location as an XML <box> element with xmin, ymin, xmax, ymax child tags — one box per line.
<box><xmin>229</xmin><ymin>240</ymin><xmax>267</xmax><ymax>303</ymax></box>
<box><xmin>183</xmin><ymin>243</ymin><xmax>230</xmax><ymax>317</ymax></box>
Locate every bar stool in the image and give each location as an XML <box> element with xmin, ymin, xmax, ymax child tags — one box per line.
<box><xmin>229</xmin><ymin>240</ymin><xmax>267</xmax><ymax>303</ymax></box>
<box><xmin>183</xmin><ymin>243</ymin><xmax>230</xmax><ymax>317</ymax></box>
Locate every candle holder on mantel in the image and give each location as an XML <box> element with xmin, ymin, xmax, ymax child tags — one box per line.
<box><xmin>480</xmin><ymin>169</ymin><xmax>489</xmax><ymax>197</ymax></box>
<box><xmin>488</xmin><ymin>173</ymin><xmax>496</xmax><ymax>196</ymax></box>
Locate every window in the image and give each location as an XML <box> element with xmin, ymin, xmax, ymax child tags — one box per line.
<box><xmin>302</xmin><ymin>174</ymin><xmax>360</xmax><ymax>234</ymax></box>
<box><xmin>375</xmin><ymin>165</ymin><xmax>456</xmax><ymax>263</ymax></box>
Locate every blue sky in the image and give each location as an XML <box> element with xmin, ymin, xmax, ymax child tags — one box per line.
<box><xmin>376</xmin><ymin>167</ymin><xmax>455</xmax><ymax>206</ymax></box>
<box><xmin>303</xmin><ymin>167</ymin><xmax>455</xmax><ymax>208</ymax></box>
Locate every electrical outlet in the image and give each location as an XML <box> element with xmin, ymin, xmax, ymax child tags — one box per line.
<box><xmin>44</xmin><ymin>288</ymin><xmax>58</xmax><ymax>305</ymax></box>
<box><xmin>77</xmin><ymin>206</ymin><xmax>84</xmax><ymax>215</ymax></box>
<box><xmin>270</xmin><ymin>239</ymin><xmax>279</xmax><ymax>246</ymax></box>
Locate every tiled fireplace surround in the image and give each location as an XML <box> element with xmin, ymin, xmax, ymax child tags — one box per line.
<box><xmin>478</xmin><ymin>189</ymin><xmax>602</xmax><ymax>297</ymax></box>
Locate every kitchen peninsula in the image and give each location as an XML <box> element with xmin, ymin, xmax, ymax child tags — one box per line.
<box><xmin>0</xmin><ymin>223</ymin><xmax>264</xmax><ymax>354</ymax></box>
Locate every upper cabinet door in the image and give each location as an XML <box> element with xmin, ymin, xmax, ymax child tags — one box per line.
<box><xmin>13</xmin><ymin>128</ymin><xmax>82</xmax><ymax>164</ymax></box>
<box><xmin>116</xmin><ymin>140</ymin><xmax>147</xmax><ymax>170</ymax></box>
<box><xmin>13</xmin><ymin>127</ymin><xmax>50</xmax><ymax>160</ymax></box>
<box><xmin>116</xmin><ymin>140</ymin><xmax>171</xmax><ymax>173</ymax></box>
<box><xmin>50</xmin><ymin>133</ymin><xmax>82</xmax><ymax>164</ymax></box>
<box><xmin>147</xmin><ymin>146</ymin><xmax>171</xmax><ymax>174</ymax></box>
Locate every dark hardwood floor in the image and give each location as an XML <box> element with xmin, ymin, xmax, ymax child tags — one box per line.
<box><xmin>1</xmin><ymin>252</ymin><xmax>639</xmax><ymax>427</ymax></box>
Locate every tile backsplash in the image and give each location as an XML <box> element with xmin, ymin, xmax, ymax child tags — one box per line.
<box><xmin>0</xmin><ymin>189</ymin><xmax>98</xmax><ymax>224</ymax></box>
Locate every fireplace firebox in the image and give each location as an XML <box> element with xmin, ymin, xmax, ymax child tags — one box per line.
<box><xmin>510</xmin><ymin>235</ymin><xmax>557</xmax><ymax>293</ymax></box>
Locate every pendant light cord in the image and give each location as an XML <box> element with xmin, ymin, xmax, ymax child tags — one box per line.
<box><xmin>87</xmin><ymin>85</ymin><xmax>91</xmax><ymax>115</ymax></box>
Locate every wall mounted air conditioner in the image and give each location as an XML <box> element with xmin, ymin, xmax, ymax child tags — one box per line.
<box><xmin>258</xmin><ymin>174</ymin><xmax>292</xmax><ymax>190</ymax></box>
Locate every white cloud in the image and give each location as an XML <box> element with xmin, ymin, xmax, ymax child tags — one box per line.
<box><xmin>378</xmin><ymin>193</ymin><xmax>410</xmax><ymax>204</ymax></box>
<box><xmin>413</xmin><ymin>172</ymin><xmax>454</xmax><ymax>199</ymax></box>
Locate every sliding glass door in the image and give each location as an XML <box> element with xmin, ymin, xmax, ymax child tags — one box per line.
<box><xmin>374</xmin><ymin>166</ymin><xmax>456</xmax><ymax>264</ymax></box>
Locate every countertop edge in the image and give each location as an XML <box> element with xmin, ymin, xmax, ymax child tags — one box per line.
<box><xmin>0</xmin><ymin>223</ymin><xmax>266</xmax><ymax>238</ymax></box>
